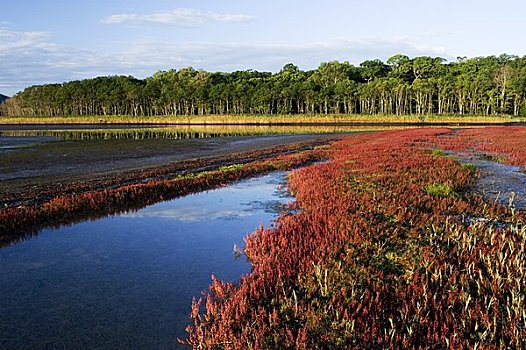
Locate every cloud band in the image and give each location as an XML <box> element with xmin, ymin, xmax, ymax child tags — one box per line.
<box><xmin>101</xmin><ymin>8</ymin><xmax>254</xmax><ymax>26</ymax></box>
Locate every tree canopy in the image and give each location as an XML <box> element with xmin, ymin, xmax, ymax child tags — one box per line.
<box><xmin>2</xmin><ymin>54</ymin><xmax>526</xmax><ymax>117</ymax></box>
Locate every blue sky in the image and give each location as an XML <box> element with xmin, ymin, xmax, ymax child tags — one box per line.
<box><xmin>1</xmin><ymin>0</ymin><xmax>525</xmax><ymax>96</ymax></box>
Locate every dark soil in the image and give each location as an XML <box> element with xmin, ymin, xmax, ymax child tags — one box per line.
<box><xmin>0</xmin><ymin>134</ymin><xmax>340</xmax><ymax>208</ymax></box>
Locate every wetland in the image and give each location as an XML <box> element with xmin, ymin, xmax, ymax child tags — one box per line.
<box><xmin>1</xmin><ymin>125</ymin><xmax>525</xmax><ymax>349</ymax></box>
<box><xmin>0</xmin><ymin>171</ymin><xmax>292</xmax><ymax>349</ymax></box>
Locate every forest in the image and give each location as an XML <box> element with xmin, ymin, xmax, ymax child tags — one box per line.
<box><xmin>2</xmin><ymin>54</ymin><xmax>526</xmax><ymax>117</ymax></box>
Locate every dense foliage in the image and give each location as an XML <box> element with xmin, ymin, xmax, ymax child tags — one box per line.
<box><xmin>184</xmin><ymin>127</ymin><xmax>526</xmax><ymax>349</ymax></box>
<box><xmin>2</xmin><ymin>54</ymin><xmax>526</xmax><ymax>117</ymax></box>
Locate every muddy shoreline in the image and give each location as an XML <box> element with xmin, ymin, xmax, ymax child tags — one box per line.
<box><xmin>458</xmin><ymin>154</ymin><xmax>526</xmax><ymax>210</ymax></box>
<box><xmin>0</xmin><ymin>134</ymin><xmax>341</xmax><ymax>209</ymax></box>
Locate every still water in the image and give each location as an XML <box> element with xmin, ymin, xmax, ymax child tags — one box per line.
<box><xmin>0</xmin><ymin>172</ymin><xmax>291</xmax><ymax>349</ymax></box>
<box><xmin>0</xmin><ymin>123</ymin><xmax>398</xmax><ymax>145</ymax></box>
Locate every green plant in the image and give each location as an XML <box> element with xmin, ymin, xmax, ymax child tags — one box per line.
<box><xmin>461</xmin><ymin>163</ymin><xmax>477</xmax><ymax>172</ymax></box>
<box><xmin>431</xmin><ymin>148</ymin><xmax>446</xmax><ymax>157</ymax></box>
<box><xmin>425</xmin><ymin>183</ymin><xmax>456</xmax><ymax>197</ymax></box>
<box><xmin>478</xmin><ymin>154</ymin><xmax>505</xmax><ymax>162</ymax></box>
<box><xmin>218</xmin><ymin>164</ymin><xmax>243</xmax><ymax>172</ymax></box>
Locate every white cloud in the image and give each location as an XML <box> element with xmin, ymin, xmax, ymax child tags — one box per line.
<box><xmin>0</xmin><ymin>27</ymin><xmax>50</xmax><ymax>51</ymax></box>
<box><xmin>0</xmin><ymin>25</ymin><xmax>453</xmax><ymax>96</ymax></box>
<box><xmin>117</xmin><ymin>37</ymin><xmax>452</xmax><ymax>72</ymax></box>
<box><xmin>0</xmin><ymin>26</ymin><xmax>148</xmax><ymax>94</ymax></box>
<box><xmin>101</xmin><ymin>8</ymin><xmax>254</xmax><ymax>26</ymax></box>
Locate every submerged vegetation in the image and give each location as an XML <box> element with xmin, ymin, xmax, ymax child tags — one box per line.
<box><xmin>183</xmin><ymin>127</ymin><xmax>526</xmax><ymax>349</ymax></box>
<box><xmin>3</xmin><ymin>54</ymin><xmax>526</xmax><ymax>118</ymax></box>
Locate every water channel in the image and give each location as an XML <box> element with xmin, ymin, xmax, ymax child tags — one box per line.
<box><xmin>0</xmin><ymin>171</ymin><xmax>292</xmax><ymax>349</ymax></box>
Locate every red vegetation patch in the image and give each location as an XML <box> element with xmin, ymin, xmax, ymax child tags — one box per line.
<box><xmin>458</xmin><ymin>126</ymin><xmax>526</xmax><ymax>168</ymax></box>
<box><xmin>184</xmin><ymin>127</ymin><xmax>526</xmax><ymax>349</ymax></box>
<box><xmin>1</xmin><ymin>140</ymin><xmax>328</xmax><ymax>208</ymax></box>
<box><xmin>0</xmin><ymin>146</ymin><xmax>325</xmax><ymax>247</ymax></box>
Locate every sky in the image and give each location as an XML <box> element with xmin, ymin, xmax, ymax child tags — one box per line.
<box><xmin>1</xmin><ymin>0</ymin><xmax>526</xmax><ymax>96</ymax></box>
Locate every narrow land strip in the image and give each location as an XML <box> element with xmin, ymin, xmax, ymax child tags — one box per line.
<box><xmin>1</xmin><ymin>134</ymin><xmax>339</xmax><ymax>208</ymax></box>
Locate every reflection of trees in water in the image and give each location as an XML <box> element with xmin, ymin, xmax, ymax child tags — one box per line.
<box><xmin>0</xmin><ymin>125</ymin><xmax>404</xmax><ymax>141</ymax></box>
<box><xmin>0</xmin><ymin>129</ymin><xmax>233</xmax><ymax>141</ymax></box>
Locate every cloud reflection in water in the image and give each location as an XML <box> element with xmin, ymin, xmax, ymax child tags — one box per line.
<box><xmin>123</xmin><ymin>172</ymin><xmax>292</xmax><ymax>222</ymax></box>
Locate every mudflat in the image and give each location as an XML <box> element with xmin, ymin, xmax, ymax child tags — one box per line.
<box><xmin>0</xmin><ymin>133</ymin><xmax>341</xmax><ymax>208</ymax></box>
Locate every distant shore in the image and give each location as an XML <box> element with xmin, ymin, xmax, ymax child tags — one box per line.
<box><xmin>0</xmin><ymin>114</ymin><xmax>524</xmax><ymax>125</ymax></box>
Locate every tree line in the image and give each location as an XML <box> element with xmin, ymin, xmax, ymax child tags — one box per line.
<box><xmin>2</xmin><ymin>54</ymin><xmax>526</xmax><ymax>117</ymax></box>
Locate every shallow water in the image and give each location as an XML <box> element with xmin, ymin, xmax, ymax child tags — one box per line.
<box><xmin>473</xmin><ymin>158</ymin><xmax>526</xmax><ymax>210</ymax></box>
<box><xmin>0</xmin><ymin>172</ymin><xmax>292</xmax><ymax>349</ymax></box>
<box><xmin>0</xmin><ymin>135</ymin><xmax>54</xmax><ymax>152</ymax></box>
<box><xmin>0</xmin><ymin>123</ymin><xmax>403</xmax><ymax>145</ymax></box>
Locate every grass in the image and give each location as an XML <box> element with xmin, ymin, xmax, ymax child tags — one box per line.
<box><xmin>1</xmin><ymin>113</ymin><xmax>525</xmax><ymax>125</ymax></box>
<box><xmin>479</xmin><ymin>153</ymin><xmax>506</xmax><ymax>163</ymax></box>
<box><xmin>425</xmin><ymin>183</ymin><xmax>456</xmax><ymax>197</ymax></box>
<box><xmin>218</xmin><ymin>164</ymin><xmax>243</xmax><ymax>172</ymax></box>
<box><xmin>183</xmin><ymin>127</ymin><xmax>526</xmax><ymax>349</ymax></box>
<box><xmin>461</xmin><ymin>163</ymin><xmax>477</xmax><ymax>172</ymax></box>
<box><xmin>431</xmin><ymin>148</ymin><xmax>446</xmax><ymax>157</ymax></box>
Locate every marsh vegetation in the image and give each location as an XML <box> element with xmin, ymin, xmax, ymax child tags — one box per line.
<box><xmin>1</xmin><ymin>125</ymin><xmax>525</xmax><ymax>349</ymax></box>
